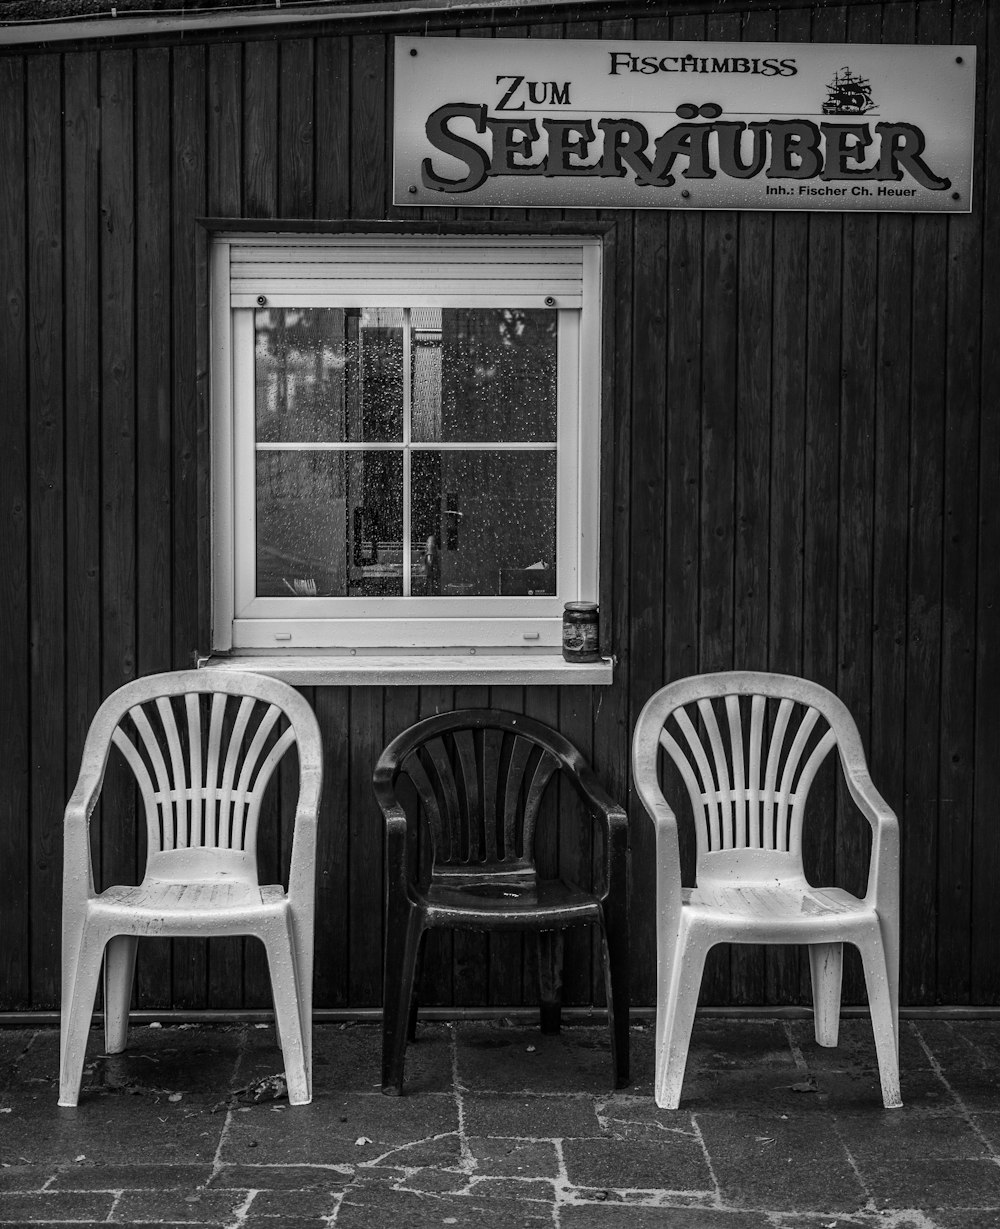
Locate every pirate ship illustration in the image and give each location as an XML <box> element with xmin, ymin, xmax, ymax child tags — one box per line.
<box><xmin>821</xmin><ymin>66</ymin><xmax>877</xmax><ymax>115</ymax></box>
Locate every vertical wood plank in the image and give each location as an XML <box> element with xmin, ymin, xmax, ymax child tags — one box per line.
<box><xmin>244</xmin><ymin>39</ymin><xmax>277</xmax><ymax>218</ymax></box>
<box><xmin>135</xmin><ymin>47</ymin><xmax>173</xmax><ymax>687</ymax></box>
<box><xmin>936</xmin><ymin>0</ymin><xmax>981</xmax><ymax>1004</ymax></box>
<box><xmin>488</xmin><ymin>684</ymin><xmax>525</xmax><ymax>1007</ymax></box>
<box><xmin>28</xmin><ymin>53</ymin><xmax>65</xmax><ymax>1008</ymax></box>
<box><xmin>315</xmin><ymin>36</ymin><xmax>350</xmax><ymax>219</ymax></box>
<box><xmin>349</xmin><ymin>688</ymin><xmax>385</xmax><ymax>1005</ymax></box>
<box><xmin>380</xmin><ymin>684</ymin><xmax>421</xmax><ymax>1011</ymax></box>
<box><xmin>172</xmin><ymin>42</ymin><xmax>206</xmax><ymax>673</ymax></box>
<box><xmin>523</xmin><ymin>686</ymin><xmax>561</xmax><ymax>1005</ymax></box>
<box><xmin>558</xmin><ymin>686</ymin><xmax>595</xmax><ymax>1006</ymax></box>
<box><xmin>0</xmin><ymin>55</ymin><xmax>30</xmax><ymax>1008</ymax></box>
<box><xmin>903</xmin><ymin>0</ymin><xmax>950</xmax><ymax>1005</ymax></box>
<box><xmin>208</xmin><ymin>42</ymin><xmax>242</xmax><ymax>218</ymax></box>
<box><xmin>972</xmin><ymin>0</ymin><xmax>1000</xmax><ymax>1004</ymax></box>
<box><xmin>418</xmin><ymin>685</ymin><xmax>455</xmax><ymax>1007</ymax></box>
<box><xmin>63</xmin><ymin>49</ymin><xmax>102</xmax><ymax>862</ymax></box>
<box><xmin>733</xmin><ymin>6</ymin><xmax>774</xmax><ymax>679</ymax></box>
<box><xmin>172</xmin><ymin>43</ymin><xmax>207</xmax><ymax>1006</ymax></box>
<box><xmin>663</xmin><ymin>203</ymin><xmax>703</xmax><ymax>691</ymax></box>
<box><xmin>452</xmin><ymin>686</ymin><xmax>492</xmax><ymax>1008</ymax></box>
<box><xmin>351</xmin><ymin>35</ymin><xmax>386</xmax><ymax>219</ymax></box>
<box><xmin>279</xmin><ymin>39</ymin><xmax>314</xmax><ymax>218</ymax></box>
<box><xmin>314</xmin><ymin>687</ymin><xmax>352</xmax><ymax>1007</ymax></box>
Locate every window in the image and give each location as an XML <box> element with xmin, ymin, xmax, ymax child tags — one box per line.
<box><xmin>211</xmin><ymin>234</ymin><xmax>601</xmax><ymax>653</ymax></box>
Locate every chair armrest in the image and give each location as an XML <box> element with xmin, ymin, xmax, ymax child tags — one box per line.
<box><xmin>558</xmin><ymin>764</ymin><xmax>628</xmax><ymax>893</ymax></box>
<box><xmin>62</xmin><ymin>705</ymin><xmax>126</xmax><ymax>903</ymax></box>
<box><xmin>842</xmin><ymin>765</ymin><xmax>900</xmax><ymax>907</ymax></box>
<box><xmin>380</xmin><ymin>803</ymin><xmax>414</xmax><ymax>901</ymax></box>
<box><xmin>562</xmin><ymin>763</ymin><xmax>627</xmax><ymax>836</ymax></box>
<box><xmin>633</xmin><ymin>789</ymin><xmax>684</xmax><ymax>919</ymax></box>
<box><xmin>287</xmin><ymin>806</ymin><xmax>319</xmax><ymax>905</ymax></box>
<box><xmin>62</xmin><ymin>786</ymin><xmax>101</xmax><ymax>904</ymax></box>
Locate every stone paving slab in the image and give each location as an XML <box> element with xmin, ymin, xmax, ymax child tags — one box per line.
<box><xmin>560</xmin><ymin>1209</ymin><xmax>774</xmax><ymax>1228</ymax></box>
<box><xmin>696</xmin><ymin>1111</ymin><xmax>866</xmax><ymax>1213</ymax></box>
<box><xmin>0</xmin><ymin>1018</ymin><xmax>998</xmax><ymax>1226</ymax></box>
<box><xmin>47</xmin><ymin>1163</ymin><xmax>215</xmax><ymax>1191</ymax></box>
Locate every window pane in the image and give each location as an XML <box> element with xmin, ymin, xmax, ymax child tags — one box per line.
<box><xmin>413</xmin><ymin>308</ymin><xmax>557</xmax><ymax>444</ymax></box>
<box><xmin>412</xmin><ymin>451</ymin><xmax>556</xmax><ymax>597</ymax></box>
<box><xmin>255</xmin><ymin>308</ymin><xmax>404</xmax><ymax>443</ymax></box>
<box><xmin>256</xmin><ymin>451</ymin><xmax>403</xmax><ymax>596</ymax></box>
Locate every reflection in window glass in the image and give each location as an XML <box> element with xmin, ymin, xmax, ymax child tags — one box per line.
<box><xmin>412</xmin><ymin>451</ymin><xmax>556</xmax><ymax>597</ymax></box>
<box><xmin>414</xmin><ymin>308</ymin><xmax>557</xmax><ymax>443</ymax></box>
<box><xmin>256</xmin><ymin>451</ymin><xmax>403</xmax><ymax>597</ymax></box>
<box><xmin>255</xmin><ymin>308</ymin><xmax>404</xmax><ymax>443</ymax></box>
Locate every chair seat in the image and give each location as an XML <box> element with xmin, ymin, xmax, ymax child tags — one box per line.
<box><xmin>682</xmin><ymin>881</ymin><xmax>876</xmax><ymax>940</ymax></box>
<box><xmin>419</xmin><ymin>877</ymin><xmax>602</xmax><ymax>929</ymax></box>
<box><xmin>93</xmin><ymin>880</ymin><xmax>287</xmax><ymax>922</ymax></box>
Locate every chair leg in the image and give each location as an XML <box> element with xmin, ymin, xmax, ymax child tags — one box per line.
<box><xmin>104</xmin><ymin>935</ymin><xmax>138</xmax><ymax>1055</ymax></box>
<box><xmin>407</xmin><ymin>936</ymin><xmax>426</xmax><ymax>1043</ymax></box>
<box><xmin>59</xmin><ymin>925</ymin><xmax>106</xmax><ymax>1107</ymax></box>
<box><xmin>537</xmin><ymin>930</ymin><xmax>564</xmax><ymax>1036</ymax></box>
<box><xmin>382</xmin><ymin>908</ymin><xmax>424</xmax><ymax>1095</ymax></box>
<box><xmin>880</xmin><ymin>909</ymin><xmax>900</xmax><ymax>1064</ymax></box>
<box><xmin>857</xmin><ymin>930</ymin><xmax>902</xmax><ymax>1109</ymax></box>
<box><xmin>273</xmin><ymin>999</ymin><xmax>283</xmax><ymax>1054</ymax></box>
<box><xmin>261</xmin><ymin>922</ymin><xmax>311</xmax><ymax>1106</ymax></box>
<box><xmin>407</xmin><ymin>991</ymin><xmax>419</xmax><ymax>1043</ymax></box>
<box><xmin>653</xmin><ymin>922</ymin><xmax>710</xmax><ymax>1111</ymax></box>
<box><xmin>808</xmin><ymin>942</ymin><xmax>843</xmax><ymax>1048</ymax></box>
<box><xmin>599</xmin><ymin>904</ymin><xmax>630</xmax><ymax>1089</ymax></box>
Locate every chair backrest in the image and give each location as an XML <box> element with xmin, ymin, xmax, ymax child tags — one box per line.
<box><xmin>633</xmin><ymin>672</ymin><xmax>862</xmax><ymax>885</ymax></box>
<box><xmin>77</xmin><ymin>670</ymin><xmax>322</xmax><ymax>885</ymax></box>
<box><xmin>374</xmin><ymin>709</ymin><xmax>579</xmax><ymax>885</ymax></box>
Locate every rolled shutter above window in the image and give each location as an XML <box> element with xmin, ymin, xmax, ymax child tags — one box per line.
<box><xmin>227</xmin><ymin>236</ymin><xmax>587</xmax><ymax>308</ymax></box>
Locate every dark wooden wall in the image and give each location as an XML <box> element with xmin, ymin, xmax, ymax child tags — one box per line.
<box><xmin>1</xmin><ymin>0</ymin><xmax>997</xmax><ymax>1013</ymax></box>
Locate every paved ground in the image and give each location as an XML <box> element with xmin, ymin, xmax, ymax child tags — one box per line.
<box><xmin>1</xmin><ymin>1015</ymin><xmax>999</xmax><ymax>1226</ymax></box>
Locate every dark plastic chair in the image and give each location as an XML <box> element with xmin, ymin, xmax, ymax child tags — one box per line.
<box><xmin>374</xmin><ymin>708</ymin><xmax>630</xmax><ymax>1094</ymax></box>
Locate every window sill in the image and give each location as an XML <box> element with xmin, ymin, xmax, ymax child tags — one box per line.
<box><xmin>199</xmin><ymin>651</ymin><xmax>614</xmax><ymax>687</ymax></box>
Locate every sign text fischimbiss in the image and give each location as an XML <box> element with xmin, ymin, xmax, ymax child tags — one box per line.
<box><xmin>393</xmin><ymin>38</ymin><xmax>975</xmax><ymax>212</ymax></box>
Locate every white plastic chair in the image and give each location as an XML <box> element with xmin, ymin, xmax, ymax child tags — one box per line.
<box><xmin>59</xmin><ymin>670</ymin><xmax>323</xmax><ymax>1107</ymax></box>
<box><xmin>632</xmin><ymin>671</ymin><xmax>901</xmax><ymax>1110</ymax></box>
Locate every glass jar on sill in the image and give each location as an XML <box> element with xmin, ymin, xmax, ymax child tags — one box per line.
<box><xmin>562</xmin><ymin>602</ymin><xmax>601</xmax><ymax>663</ymax></box>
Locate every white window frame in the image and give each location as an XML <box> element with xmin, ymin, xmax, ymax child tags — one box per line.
<box><xmin>210</xmin><ymin>234</ymin><xmax>602</xmax><ymax>653</ymax></box>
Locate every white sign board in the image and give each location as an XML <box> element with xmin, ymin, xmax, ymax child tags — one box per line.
<box><xmin>393</xmin><ymin>37</ymin><xmax>975</xmax><ymax>212</ymax></box>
